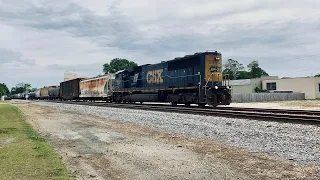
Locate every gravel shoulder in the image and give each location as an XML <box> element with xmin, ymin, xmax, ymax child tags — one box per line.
<box><xmin>227</xmin><ymin>100</ymin><xmax>320</xmax><ymax>110</ymax></box>
<box><xmin>15</xmin><ymin>102</ymin><xmax>319</xmax><ymax>179</ymax></box>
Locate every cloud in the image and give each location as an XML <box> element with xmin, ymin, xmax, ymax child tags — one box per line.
<box><xmin>0</xmin><ymin>0</ymin><xmax>320</xmax><ymax>88</ymax></box>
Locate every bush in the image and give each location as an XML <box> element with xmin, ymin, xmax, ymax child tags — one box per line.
<box><xmin>255</xmin><ymin>87</ymin><xmax>269</xmax><ymax>93</ymax></box>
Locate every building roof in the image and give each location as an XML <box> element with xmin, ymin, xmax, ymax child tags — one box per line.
<box><xmin>230</xmin><ymin>79</ymin><xmax>251</xmax><ymax>86</ymax></box>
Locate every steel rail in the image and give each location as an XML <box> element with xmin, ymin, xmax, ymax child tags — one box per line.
<box><xmin>35</xmin><ymin>100</ymin><xmax>320</xmax><ymax>125</ymax></box>
<box><xmin>216</xmin><ymin>107</ymin><xmax>320</xmax><ymax>116</ymax></box>
<box><xmin>39</xmin><ymin>100</ymin><xmax>320</xmax><ymax>115</ymax></box>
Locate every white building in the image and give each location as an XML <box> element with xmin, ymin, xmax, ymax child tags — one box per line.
<box><xmin>230</xmin><ymin>76</ymin><xmax>278</xmax><ymax>93</ymax></box>
<box><xmin>262</xmin><ymin>77</ymin><xmax>320</xmax><ymax>99</ymax></box>
<box><xmin>64</xmin><ymin>71</ymin><xmax>79</xmax><ymax>81</ymax></box>
<box><xmin>64</xmin><ymin>71</ymin><xmax>88</xmax><ymax>81</ymax></box>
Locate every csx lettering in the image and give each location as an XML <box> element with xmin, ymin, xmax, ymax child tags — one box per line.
<box><xmin>146</xmin><ymin>69</ymin><xmax>163</xmax><ymax>84</ymax></box>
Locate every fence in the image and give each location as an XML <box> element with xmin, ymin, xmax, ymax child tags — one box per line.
<box><xmin>231</xmin><ymin>93</ymin><xmax>305</xmax><ymax>103</ymax></box>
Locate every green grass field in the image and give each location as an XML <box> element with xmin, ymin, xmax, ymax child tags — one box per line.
<box><xmin>0</xmin><ymin>103</ymin><xmax>74</xmax><ymax>180</ymax></box>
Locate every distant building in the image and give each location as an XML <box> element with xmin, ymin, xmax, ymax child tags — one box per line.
<box><xmin>64</xmin><ymin>71</ymin><xmax>78</xmax><ymax>81</ymax></box>
<box><xmin>230</xmin><ymin>76</ymin><xmax>278</xmax><ymax>93</ymax></box>
<box><xmin>262</xmin><ymin>77</ymin><xmax>320</xmax><ymax>99</ymax></box>
<box><xmin>64</xmin><ymin>71</ymin><xmax>88</xmax><ymax>81</ymax></box>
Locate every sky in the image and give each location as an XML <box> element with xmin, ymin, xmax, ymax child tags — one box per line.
<box><xmin>0</xmin><ymin>0</ymin><xmax>320</xmax><ymax>89</ymax></box>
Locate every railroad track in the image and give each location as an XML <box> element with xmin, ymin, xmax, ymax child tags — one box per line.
<box><xmin>31</xmin><ymin>100</ymin><xmax>320</xmax><ymax>125</ymax></box>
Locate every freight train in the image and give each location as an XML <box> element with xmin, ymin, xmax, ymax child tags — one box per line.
<box><xmin>28</xmin><ymin>51</ymin><xmax>232</xmax><ymax>107</ymax></box>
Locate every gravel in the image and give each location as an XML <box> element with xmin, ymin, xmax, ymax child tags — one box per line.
<box><xmin>34</xmin><ymin>101</ymin><xmax>320</xmax><ymax>165</ymax></box>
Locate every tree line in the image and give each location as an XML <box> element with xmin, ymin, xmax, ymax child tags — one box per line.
<box><xmin>10</xmin><ymin>83</ymin><xmax>37</xmax><ymax>94</ymax></box>
<box><xmin>1</xmin><ymin>57</ymin><xmax>319</xmax><ymax>96</ymax></box>
<box><xmin>0</xmin><ymin>82</ymin><xmax>37</xmax><ymax>96</ymax></box>
<box><xmin>102</xmin><ymin>58</ymin><xmax>320</xmax><ymax>80</ymax></box>
<box><xmin>223</xmin><ymin>59</ymin><xmax>269</xmax><ymax>80</ymax></box>
<box><xmin>0</xmin><ymin>83</ymin><xmax>9</xmax><ymax>96</ymax></box>
<box><xmin>102</xmin><ymin>58</ymin><xmax>270</xmax><ymax>80</ymax></box>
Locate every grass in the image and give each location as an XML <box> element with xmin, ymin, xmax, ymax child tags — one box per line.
<box><xmin>0</xmin><ymin>103</ymin><xmax>74</xmax><ymax>180</ymax></box>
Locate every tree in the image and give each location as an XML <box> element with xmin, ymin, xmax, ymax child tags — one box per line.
<box><xmin>237</xmin><ymin>71</ymin><xmax>251</xmax><ymax>79</ymax></box>
<box><xmin>223</xmin><ymin>59</ymin><xmax>245</xmax><ymax>80</ymax></box>
<box><xmin>0</xmin><ymin>83</ymin><xmax>9</xmax><ymax>96</ymax></box>
<box><xmin>247</xmin><ymin>60</ymin><xmax>269</xmax><ymax>78</ymax></box>
<box><xmin>10</xmin><ymin>82</ymin><xmax>32</xmax><ymax>94</ymax></box>
<box><xmin>314</xmin><ymin>74</ymin><xmax>320</xmax><ymax>77</ymax></box>
<box><xmin>103</xmin><ymin>58</ymin><xmax>138</xmax><ymax>74</ymax></box>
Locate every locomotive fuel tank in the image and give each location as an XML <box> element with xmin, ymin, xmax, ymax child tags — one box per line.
<box><xmin>124</xmin><ymin>94</ymin><xmax>159</xmax><ymax>102</ymax></box>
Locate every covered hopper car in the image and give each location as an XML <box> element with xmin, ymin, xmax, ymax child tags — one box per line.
<box><xmin>79</xmin><ymin>74</ymin><xmax>115</xmax><ymax>102</ymax></box>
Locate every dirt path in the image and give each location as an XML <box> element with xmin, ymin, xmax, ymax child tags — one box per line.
<box><xmin>17</xmin><ymin>103</ymin><xmax>318</xmax><ymax>180</ymax></box>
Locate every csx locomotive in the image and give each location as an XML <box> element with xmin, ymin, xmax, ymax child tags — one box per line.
<box><xmin>27</xmin><ymin>51</ymin><xmax>232</xmax><ymax>107</ymax></box>
<box><xmin>112</xmin><ymin>51</ymin><xmax>231</xmax><ymax>107</ymax></box>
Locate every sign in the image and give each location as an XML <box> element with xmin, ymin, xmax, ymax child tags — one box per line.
<box><xmin>146</xmin><ymin>69</ymin><xmax>163</xmax><ymax>84</ymax></box>
<box><xmin>210</xmin><ymin>66</ymin><xmax>221</xmax><ymax>72</ymax></box>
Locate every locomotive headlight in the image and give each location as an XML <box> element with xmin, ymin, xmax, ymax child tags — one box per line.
<box><xmin>214</xmin><ymin>86</ymin><xmax>218</xmax><ymax>89</ymax></box>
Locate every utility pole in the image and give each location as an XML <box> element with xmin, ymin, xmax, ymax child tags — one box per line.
<box><xmin>25</xmin><ymin>84</ymin><xmax>29</xmax><ymax>100</ymax></box>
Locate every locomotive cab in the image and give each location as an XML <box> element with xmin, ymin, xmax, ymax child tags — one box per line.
<box><xmin>202</xmin><ymin>52</ymin><xmax>232</xmax><ymax>107</ymax></box>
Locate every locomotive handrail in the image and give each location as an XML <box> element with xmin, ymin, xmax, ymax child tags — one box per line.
<box><xmin>162</xmin><ymin>74</ymin><xmax>200</xmax><ymax>79</ymax></box>
<box><xmin>204</xmin><ymin>75</ymin><xmax>212</xmax><ymax>96</ymax></box>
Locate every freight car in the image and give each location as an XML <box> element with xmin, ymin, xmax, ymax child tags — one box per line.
<box><xmin>49</xmin><ymin>87</ymin><xmax>60</xmax><ymax>100</ymax></box>
<box><xmin>29</xmin><ymin>92</ymin><xmax>36</xmax><ymax>100</ymax></box>
<box><xmin>79</xmin><ymin>74</ymin><xmax>115</xmax><ymax>102</ymax></box>
<box><xmin>40</xmin><ymin>86</ymin><xmax>57</xmax><ymax>100</ymax></box>
<box><xmin>112</xmin><ymin>51</ymin><xmax>231</xmax><ymax>107</ymax></box>
<box><xmin>10</xmin><ymin>93</ymin><xmax>29</xmax><ymax>99</ymax></box>
<box><xmin>35</xmin><ymin>89</ymin><xmax>41</xmax><ymax>100</ymax></box>
<box><xmin>60</xmin><ymin>78</ymin><xmax>84</xmax><ymax>101</ymax></box>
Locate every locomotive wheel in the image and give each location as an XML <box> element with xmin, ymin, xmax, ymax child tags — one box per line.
<box><xmin>212</xmin><ymin>94</ymin><xmax>218</xmax><ymax>107</ymax></box>
<box><xmin>171</xmin><ymin>102</ymin><xmax>178</xmax><ymax>106</ymax></box>
<box><xmin>220</xmin><ymin>90</ymin><xmax>231</xmax><ymax>105</ymax></box>
<box><xmin>198</xmin><ymin>103</ymin><xmax>206</xmax><ymax>107</ymax></box>
<box><xmin>211</xmin><ymin>94</ymin><xmax>218</xmax><ymax>107</ymax></box>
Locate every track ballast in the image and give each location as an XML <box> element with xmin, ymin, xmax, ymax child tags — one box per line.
<box><xmin>28</xmin><ymin>100</ymin><xmax>320</xmax><ymax>125</ymax></box>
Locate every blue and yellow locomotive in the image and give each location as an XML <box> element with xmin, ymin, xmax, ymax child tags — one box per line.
<box><xmin>112</xmin><ymin>51</ymin><xmax>232</xmax><ymax>107</ymax></box>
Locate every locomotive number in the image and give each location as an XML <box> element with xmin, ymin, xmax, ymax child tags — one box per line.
<box><xmin>146</xmin><ymin>69</ymin><xmax>163</xmax><ymax>84</ymax></box>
